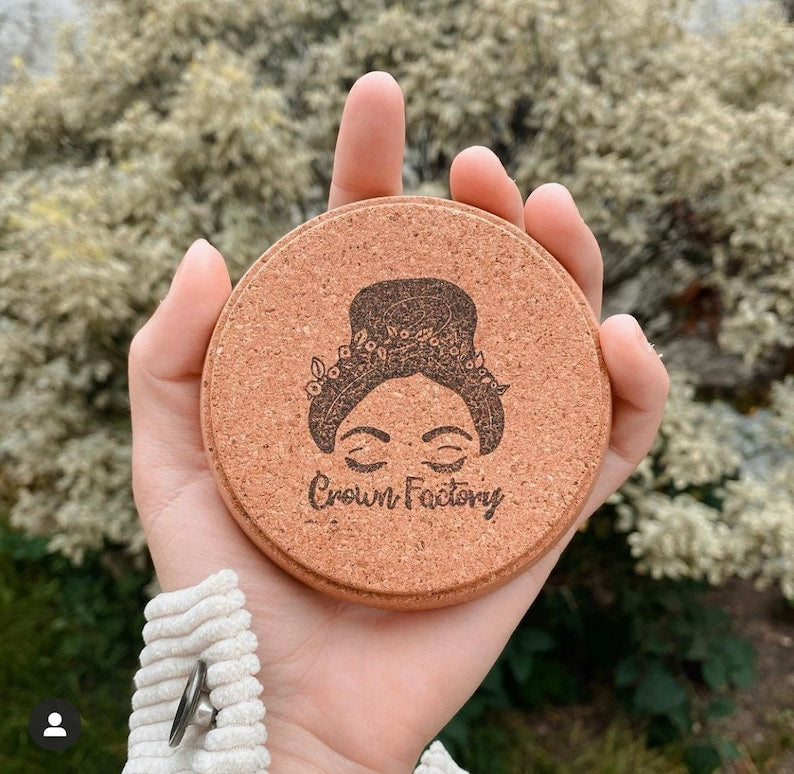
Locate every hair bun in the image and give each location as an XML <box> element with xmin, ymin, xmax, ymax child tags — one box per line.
<box><xmin>307</xmin><ymin>277</ymin><xmax>507</xmax><ymax>455</ymax></box>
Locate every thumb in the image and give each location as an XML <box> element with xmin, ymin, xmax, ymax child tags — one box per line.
<box><xmin>128</xmin><ymin>239</ymin><xmax>231</xmax><ymax>456</ymax></box>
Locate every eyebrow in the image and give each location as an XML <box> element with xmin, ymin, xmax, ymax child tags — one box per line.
<box><xmin>422</xmin><ymin>426</ymin><xmax>473</xmax><ymax>443</ymax></box>
<box><xmin>339</xmin><ymin>426</ymin><xmax>391</xmax><ymax>443</ymax></box>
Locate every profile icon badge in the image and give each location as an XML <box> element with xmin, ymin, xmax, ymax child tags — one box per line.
<box><xmin>28</xmin><ymin>698</ymin><xmax>81</xmax><ymax>751</ymax></box>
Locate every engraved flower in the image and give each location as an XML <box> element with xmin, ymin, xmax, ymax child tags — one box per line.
<box><xmin>415</xmin><ymin>326</ymin><xmax>434</xmax><ymax>342</ymax></box>
<box><xmin>311</xmin><ymin>356</ymin><xmax>326</xmax><ymax>380</ymax></box>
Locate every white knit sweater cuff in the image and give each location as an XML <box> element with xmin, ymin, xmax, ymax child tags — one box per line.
<box><xmin>123</xmin><ymin>569</ymin><xmax>270</xmax><ymax>774</ymax></box>
<box><xmin>414</xmin><ymin>740</ymin><xmax>470</xmax><ymax>774</ymax></box>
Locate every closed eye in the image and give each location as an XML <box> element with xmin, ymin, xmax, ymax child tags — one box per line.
<box><xmin>422</xmin><ymin>457</ymin><xmax>466</xmax><ymax>474</ymax></box>
<box><xmin>345</xmin><ymin>458</ymin><xmax>387</xmax><ymax>474</ymax></box>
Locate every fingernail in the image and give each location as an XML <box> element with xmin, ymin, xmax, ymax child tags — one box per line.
<box><xmin>545</xmin><ymin>182</ymin><xmax>575</xmax><ymax>204</ymax></box>
<box><xmin>634</xmin><ymin>319</ymin><xmax>663</xmax><ymax>358</ymax></box>
<box><xmin>169</xmin><ymin>239</ymin><xmax>209</xmax><ymax>294</ymax></box>
<box><xmin>632</xmin><ymin>317</ymin><xmax>650</xmax><ymax>347</ymax></box>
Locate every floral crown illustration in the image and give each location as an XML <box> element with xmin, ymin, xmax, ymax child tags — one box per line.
<box><xmin>305</xmin><ymin>278</ymin><xmax>508</xmax><ymax>455</ymax></box>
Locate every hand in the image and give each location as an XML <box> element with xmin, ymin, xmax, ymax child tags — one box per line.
<box><xmin>128</xmin><ymin>72</ymin><xmax>669</xmax><ymax>773</ymax></box>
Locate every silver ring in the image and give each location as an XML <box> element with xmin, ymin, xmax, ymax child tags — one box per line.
<box><xmin>169</xmin><ymin>659</ymin><xmax>218</xmax><ymax>747</ymax></box>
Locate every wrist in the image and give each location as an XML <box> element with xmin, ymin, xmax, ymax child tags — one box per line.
<box><xmin>265</xmin><ymin>711</ymin><xmax>418</xmax><ymax>774</ymax></box>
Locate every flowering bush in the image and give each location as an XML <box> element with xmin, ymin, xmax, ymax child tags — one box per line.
<box><xmin>615</xmin><ymin>373</ymin><xmax>794</xmax><ymax>599</ymax></box>
<box><xmin>1</xmin><ymin>0</ymin><xmax>792</xmax><ymax>598</ymax></box>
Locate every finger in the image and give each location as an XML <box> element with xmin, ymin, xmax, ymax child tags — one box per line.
<box><xmin>128</xmin><ymin>239</ymin><xmax>231</xmax><ymax>454</ymax></box>
<box><xmin>524</xmin><ymin>183</ymin><xmax>603</xmax><ymax>319</ymax></box>
<box><xmin>449</xmin><ymin>146</ymin><xmax>525</xmax><ymax>229</ymax></box>
<box><xmin>473</xmin><ymin>314</ymin><xmax>668</xmax><ymax>627</ymax></box>
<box><xmin>592</xmin><ymin>313</ymin><xmax>669</xmax><ymax>500</ymax></box>
<box><xmin>328</xmin><ymin>71</ymin><xmax>405</xmax><ymax>210</ymax></box>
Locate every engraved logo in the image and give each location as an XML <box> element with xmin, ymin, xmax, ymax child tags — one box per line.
<box><xmin>304</xmin><ymin>278</ymin><xmax>508</xmax><ymax>520</ymax></box>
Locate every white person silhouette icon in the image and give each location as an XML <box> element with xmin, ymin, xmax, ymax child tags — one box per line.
<box><xmin>43</xmin><ymin>711</ymin><xmax>67</xmax><ymax>737</ymax></box>
<box><xmin>28</xmin><ymin>698</ymin><xmax>81</xmax><ymax>751</ymax></box>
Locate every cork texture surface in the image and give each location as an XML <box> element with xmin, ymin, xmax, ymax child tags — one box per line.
<box><xmin>200</xmin><ymin>197</ymin><xmax>611</xmax><ymax>609</ymax></box>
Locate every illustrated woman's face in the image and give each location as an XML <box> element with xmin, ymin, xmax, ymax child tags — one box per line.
<box><xmin>335</xmin><ymin>375</ymin><xmax>478</xmax><ymax>477</ymax></box>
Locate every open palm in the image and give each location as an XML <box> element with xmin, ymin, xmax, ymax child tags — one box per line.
<box><xmin>128</xmin><ymin>72</ymin><xmax>668</xmax><ymax>773</ymax></box>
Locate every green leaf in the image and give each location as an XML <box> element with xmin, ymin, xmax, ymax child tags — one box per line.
<box><xmin>508</xmin><ymin>652</ymin><xmax>534</xmax><ymax>684</ymax></box>
<box><xmin>713</xmin><ymin>738</ymin><xmax>741</xmax><ymax>760</ymax></box>
<box><xmin>683</xmin><ymin>743</ymin><xmax>721</xmax><ymax>774</ymax></box>
<box><xmin>700</xmin><ymin>607</ymin><xmax>730</xmax><ymax>630</ymax></box>
<box><xmin>702</xmin><ymin>656</ymin><xmax>728</xmax><ymax>690</ymax></box>
<box><xmin>633</xmin><ymin>668</ymin><xmax>687</xmax><ymax>716</ymax></box>
<box><xmin>478</xmin><ymin>663</ymin><xmax>510</xmax><ymax>706</ymax></box>
<box><xmin>705</xmin><ymin>696</ymin><xmax>737</xmax><ymax>720</ymax></box>
<box><xmin>643</xmin><ymin>634</ymin><xmax>672</xmax><ymax>656</ymax></box>
<box><xmin>721</xmin><ymin>635</ymin><xmax>756</xmax><ymax>688</ymax></box>
<box><xmin>439</xmin><ymin>714</ymin><xmax>471</xmax><ymax>750</ymax></box>
<box><xmin>684</xmin><ymin>633</ymin><xmax>709</xmax><ymax>661</ymax></box>
<box><xmin>517</xmin><ymin>626</ymin><xmax>554</xmax><ymax>654</ymax></box>
<box><xmin>728</xmin><ymin>661</ymin><xmax>755</xmax><ymax>689</ymax></box>
<box><xmin>615</xmin><ymin>656</ymin><xmax>639</xmax><ymax>688</ymax></box>
<box><xmin>667</xmin><ymin>702</ymin><xmax>692</xmax><ymax>733</ymax></box>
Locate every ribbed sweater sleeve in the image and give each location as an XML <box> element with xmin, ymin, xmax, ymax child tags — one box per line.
<box><xmin>123</xmin><ymin>569</ymin><xmax>269</xmax><ymax>773</ymax></box>
<box><xmin>123</xmin><ymin>569</ymin><xmax>467</xmax><ymax>774</ymax></box>
<box><xmin>415</xmin><ymin>741</ymin><xmax>470</xmax><ymax>773</ymax></box>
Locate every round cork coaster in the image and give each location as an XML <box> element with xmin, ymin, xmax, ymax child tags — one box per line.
<box><xmin>200</xmin><ymin>196</ymin><xmax>611</xmax><ymax>609</ymax></box>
